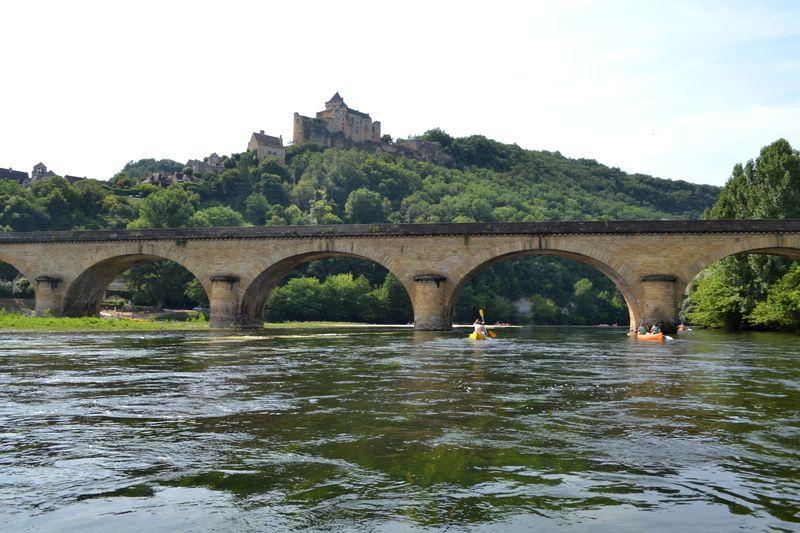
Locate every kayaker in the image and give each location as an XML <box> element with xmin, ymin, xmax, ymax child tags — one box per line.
<box><xmin>650</xmin><ymin>323</ymin><xmax>661</xmax><ymax>334</ymax></box>
<box><xmin>474</xmin><ymin>318</ymin><xmax>487</xmax><ymax>337</ymax></box>
<box><xmin>638</xmin><ymin>323</ymin><xmax>648</xmax><ymax>335</ymax></box>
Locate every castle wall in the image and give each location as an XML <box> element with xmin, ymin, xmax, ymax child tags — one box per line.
<box><xmin>294</xmin><ymin>96</ymin><xmax>381</xmax><ymax>147</ymax></box>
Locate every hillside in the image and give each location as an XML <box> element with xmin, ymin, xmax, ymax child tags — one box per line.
<box><xmin>1</xmin><ymin>131</ymin><xmax>722</xmax><ymax>324</ymax></box>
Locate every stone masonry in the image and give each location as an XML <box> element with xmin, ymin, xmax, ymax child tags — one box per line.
<box><xmin>1</xmin><ymin>220</ymin><xmax>798</xmax><ymax>331</ymax></box>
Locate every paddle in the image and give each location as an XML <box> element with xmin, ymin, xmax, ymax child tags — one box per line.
<box><xmin>479</xmin><ymin>308</ymin><xmax>497</xmax><ymax>338</ymax></box>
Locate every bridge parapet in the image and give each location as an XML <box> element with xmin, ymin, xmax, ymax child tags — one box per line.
<box><xmin>2</xmin><ymin>219</ymin><xmax>800</xmax><ymax>244</ymax></box>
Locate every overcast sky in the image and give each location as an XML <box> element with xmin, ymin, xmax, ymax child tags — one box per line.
<box><xmin>2</xmin><ymin>0</ymin><xmax>798</xmax><ymax>186</ymax></box>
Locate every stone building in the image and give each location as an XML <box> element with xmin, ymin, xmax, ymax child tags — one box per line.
<box><xmin>293</xmin><ymin>93</ymin><xmax>381</xmax><ymax>147</ymax></box>
<box><xmin>0</xmin><ymin>167</ymin><xmax>29</xmax><ymax>184</ymax></box>
<box><xmin>30</xmin><ymin>162</ymin><xmax>56</xmax><ymax>182</ymax></box>
<box><xmin>248</xmin><ymin>131</ymin><xmax>285</xmax><ymax>162</ymax></box>
<box><xmin>186</xmin><ymin>153</ymin><xmax>225</xmax><ymax>175</ymax></box>
<box><xmin>1</xmin><ymin>163</ymin><xmax>85</xmax><ymax>186</ymax></box>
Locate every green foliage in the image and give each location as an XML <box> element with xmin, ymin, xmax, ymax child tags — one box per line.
<box><xmin>420</xmin><ymin>128</ymin><xmax>454</xmax><ymax>148</ymax></box>
<box><xmin>453</xmin><ymin>256</ymin><xmax>628</xmax><ymax>325</ymax></box>
<box><xmin>264</xmin><ymin>271</ymin><xmax>412</xmax><ymax>323</ymax></box>
<box><xmin>529</xmin><ymin>294</ymin><xmax>558</xmax><ymax>323</ymax></box>
<box><xmin>124</xmin><ymin>260</ymin><xmax>205</xmax><ymax>310</ymax></box>
<box><xmin>685</xmin><ymin>266</ymin><xmax>745</xmax><ymax>329</ymax></box>
<box><xmin>244</xmin><ymin>193</ymin><xmax>270</xmax><ymax>225</ymax></box>
<box><xmin>184</xmin><ymin>279</ymin><xmax>209</xmax><ymax>307</ymax></box>
<box><xmin>189</xmin><ymin>206</ymin><xmax>246</xmax><ymax>227</ymax></box>
<box><xmin>705</xmin><ymin>139</ymin><xmax>800</xmax><ymax>220</ymax></box>
<box><xmin>266</xmin><ymin>277</ymin><xmax>324</xmax><ymax>321</ymax></box>
<box><xmin>0</xmin><ymin>309</ymin><xmax>208</xmax><ymax>330</ymax></box>
<box><xmin>689</xmin><ymin>139</ymin><xmax>800</xmax><ymax>331</ymax></box>
<box><xmin>345</xmin><ymin>188</ymin><xmax>386</xmax><ymax>223</ymax></box>
<box><xmin>749</xmin><ymin>265</ymin><xmax>800</xmax><ymax>331</ymax></box>
<box><xmin>128</xmin><ymin>187</ymin><xmax>198</xmax><ymax>229</ymax></box>
<box><xmin>118</xmin><ymin>158</ymin><xmax>184</xmax><ymax>180</ymax></box>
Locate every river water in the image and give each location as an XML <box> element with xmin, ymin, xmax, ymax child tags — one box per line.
<box><xmin>1</xmin><ymin>327</ymin><xmax>798</xmax><ymax>532</ymax></box>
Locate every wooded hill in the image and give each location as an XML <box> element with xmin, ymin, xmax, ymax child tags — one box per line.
<box><xmin>1</xmin><ymin>131</ymin><xmax>723</xmax><ymax>324</ymax></box>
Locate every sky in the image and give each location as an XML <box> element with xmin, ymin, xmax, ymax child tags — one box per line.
<box><xmin>1</xmin><ymin>0</ymin><xmax>799</xmax><ymax>187</ymax></box>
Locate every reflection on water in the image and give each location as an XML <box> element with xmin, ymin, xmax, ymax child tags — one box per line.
<box><xmin>1</xmin><ymin>327</ymin><xmax>798</xmax><ymax>532</ymax></box>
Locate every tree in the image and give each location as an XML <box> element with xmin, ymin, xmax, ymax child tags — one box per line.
<box><xmin>749</xmin><ymin>265</ymin><xmax>800</xmax><ymax>331</ymax></box>
<box><xmin>310</xmin><ymin>195</ymin><xmax>342</xmax><ymax>224</ymax></box>
<box><xmin>381</xmin><ymin>273</ymin><xmax>413</xmax><ymax>323</ymax></box>
<box><xmin>0</xmin><ymin>192</ymin><xmax>50</xmax><ymax>231</ymax></box>
<box><xmin>691</xmin><ymin>139</ymin><xmax>800</xmax><ymax>330</ymax></box>
<box><xmin>124</xmin><ymin>260</ymin><xmax>197</xmax><ymax>310</ymax></box>
<box><xmin>686</xmin><ymin>266</ymin><xmax>745</xmax><ymax>329</ymax></box>
<box><xmin>127</xmin><ymin>187</ymin><xmax>198</xmax><ymax>229</ymax></box>
<box><xmin>103</xmin><ymin>197</ymin><xmax>138</xmax><ymax>228</ymax></box>
<box><xmin>265</xmin><ymin>277</ymin><xmax>324</xmax><ymax>321</ymax></box>
<box><xmin>189</xmin><ymin>206</ymin><xmax>246</xmax><ymax>227</ymax></box>
<box><xmin>284</xmin><ymin>204</ymin><xmax>308</xmax><ymax>226</ymax></box>
<box><xmin>184</xmin><ymin>279</ymin><xmax>209</xmax><ymax>307</ymax></box>
<box><xmin>420</xmin><ymin>128</ymin><xmax>454</xmax><ymax>148</ymax></box>
<box><xmin>244</xmin><ymin>192</ymin><xmax>270</xmax><ymax>225</ymax></box>
<box><xmin>117</xmin><ymin>158</ymin><xmax>183</xmax><ymax>180</ymax></box>
<box><xmin>320</xmin><ymin>273</ymin><xmax>372</xmax><ymax>321</ymax></box>
<box><xmin>345</xmin><ymin>188</ymin><xmax>386</xmax><ymax>223</ymax></box>
<box><xmin>706</xmin><ymin>139</ymin><xmax>800</xmax><ymax>220</ymax></box>
<box><xmin>217</xmin><ymin>169</ymin><xmax>253</xmax><ymax>211</ymax></box>
<box><xmin>530</xmin><ymin>294</ymin><xmax>558</xmax><ymax>324</ymax></box>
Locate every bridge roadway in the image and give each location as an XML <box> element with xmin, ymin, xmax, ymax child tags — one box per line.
<box><xmin>2</xmin><ymin>219</ymin><xmax>799</xmax><ymax>331</ymax></box>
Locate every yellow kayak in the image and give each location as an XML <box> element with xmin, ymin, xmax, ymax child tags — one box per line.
<box><xmin>469</xmin><ymin>332</ymin><xmax>489</xmax><ymax>340</ymax></box>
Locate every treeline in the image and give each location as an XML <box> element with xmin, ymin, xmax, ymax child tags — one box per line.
<box><xmin>682</xmin><ymin>139</ymin><xmax>800</xmax><ymax>332</ymax></box>
<box><xmin>1</xmin><ymin>131</ymin><xmax>724</xmax><ymax>323</ymax></box>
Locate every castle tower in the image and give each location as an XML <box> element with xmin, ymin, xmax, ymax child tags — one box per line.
<box><xmin>293</xmin><ymin>93</ymin><xmax>381</xmax><ymax>147</ymax></box>
<box><xmin>325</xmin><ymin>92</ymin><xmax>345</xmax><ymax>112</ymax></box>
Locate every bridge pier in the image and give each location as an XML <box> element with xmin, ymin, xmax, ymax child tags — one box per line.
<box><xmin>640</xmin><ymin>275</ymin><xmax>679</xmax><ymax>332</ymax></box>
<box><xmin>34</xmin><ymin>276</ymin><xmax>64</xmax><ymax>317</ymax></box>
<box><xmin>209</xmin><ymin>275</ymin><xmax>241</xmax><ymax>328</ymax></box>
<box><xmin>411</xmin><ymin>274</ymin><xmax>451</xmax><ymax>330</ymax></box>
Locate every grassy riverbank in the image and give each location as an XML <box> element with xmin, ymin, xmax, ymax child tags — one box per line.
<box><xmin>0</xmin><ymin>310</ymin><xmax>209</xmax><ymax>331</ymax></box>
<box><xmin>0</xmin><ymin>311</ymin><xmax>412</xmax><ymax>331</ymax></box>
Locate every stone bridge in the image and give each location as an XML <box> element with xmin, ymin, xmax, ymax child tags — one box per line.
<box><xmin>1</xmin><ymin>220</ymin><xmax>799</xmax><ymax>331</ymax></box>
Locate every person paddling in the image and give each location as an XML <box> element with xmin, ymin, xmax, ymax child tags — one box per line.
<box><xmin>473</xmin><ymin>318</ymin><xmax>487</xmax><ymax>337</ymax></box>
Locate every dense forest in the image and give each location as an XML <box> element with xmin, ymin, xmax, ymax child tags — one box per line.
<box><xmin>3</xmin><ymin>131</ymin><xmax>796</xmax><ymax>329</ymax></box>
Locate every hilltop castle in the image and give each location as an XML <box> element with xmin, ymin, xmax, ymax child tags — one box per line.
<box><xmin>293</xmin><ymin>92</ymin><xmax>381</xmax><ymax>147</ymax></box>
<box><xmin>251</xmin><ymin>93</ymin><xmax>450</xmax><ymax>164</ymax></box>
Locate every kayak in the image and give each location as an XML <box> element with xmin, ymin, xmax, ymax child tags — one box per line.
<box><xmin>636</xmin><ymin>332</ymin><xmax>664</xmax><ymax>341</ymax></box>
<box><xmin>469</xmin><ymin>332</ymin><xmax>489</xmax><ymax>340</ymax></box>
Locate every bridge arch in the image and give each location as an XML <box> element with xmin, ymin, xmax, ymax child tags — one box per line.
<box><xmin>0</xmin><ymin>252</ymin><xmax>32</xmax><ymax>282</ymax></box>
<box><xmin>238</xmin><ymin>251</ymin><xmax>412</xmax><ymax>327</ymax></box>
<box><xmin>673</xmin><ymin>235</ymin><xmax>800</xmax><ymax>306</ymax></box>
<box><xmin>447</xmin><ymin>247</ymin><xmax>640</xmax><ymax>329</ymax></box>
<box><xmin>0</xmin><ymin>253</ymin><xmax>36</xmax><ymax>309</ymax></box>
<box><xmin>62</xmin><ymin>252</ymin><xmax>209</xmax><ymax>317</ymax></box>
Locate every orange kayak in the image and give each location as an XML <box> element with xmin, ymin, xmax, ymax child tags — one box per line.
<box><xmin>636</xmin><ymin>332</ymin><xmax>663</xmax><ymax>341</ymax></box>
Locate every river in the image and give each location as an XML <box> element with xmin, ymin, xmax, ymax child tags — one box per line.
<box><xmin>1</xmin><ymin>326</ymin><xmax>798</xmax><ymax>532</ymax></box>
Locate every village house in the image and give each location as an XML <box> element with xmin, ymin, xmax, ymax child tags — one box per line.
<box><xmin>0</xmin><ymin>167</ymin><xmax>29</xmax><ymax>184</ymax></box>
<box><xmin>247</xmin><ymin>131</ymin><xmax>285</xmax><ymax>162</ymax></box>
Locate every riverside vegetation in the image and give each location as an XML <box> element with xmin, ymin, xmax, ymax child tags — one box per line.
<box><xmin>1</xmin><ymin>132</ymin><xmax>798</xmax><ymax>331</ymax></box>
